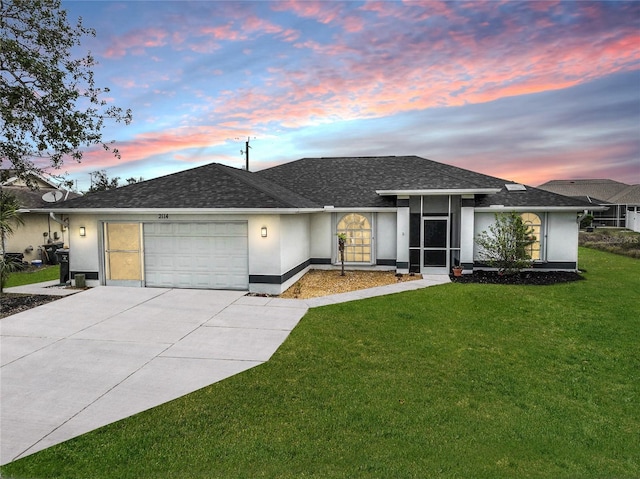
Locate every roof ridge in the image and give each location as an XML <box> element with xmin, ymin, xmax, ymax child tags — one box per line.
<box><xmin>413</xmin><ymin>156</ymin><xmax>511</xmax><ymax>188</ymax></box>
<box><xmin>214</xmin><ymin>163</ymin><xmax>318</xmax><ymax>208</ymax></box>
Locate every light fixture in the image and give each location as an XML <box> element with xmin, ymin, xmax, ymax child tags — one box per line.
<box><xmin>261</xmin><ymin>226</ymin><xmax>268</xmax><ymax>238</ymax></box>
<box><xmin>79</xmin><ymin>226</ymin><xmax>86</xmax><ymax>237</ymax></box>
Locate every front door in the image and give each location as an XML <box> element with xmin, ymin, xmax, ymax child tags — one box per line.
<box><xmin>422</xmin><ymin>217</ymin><xmax>448</xmax><ymax>274</ymax></box>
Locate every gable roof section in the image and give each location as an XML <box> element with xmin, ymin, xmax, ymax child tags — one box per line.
<box><xmin>55</xmin><ymin>163</ymin><xmax>320</xmax><ymax>210</ymax></box>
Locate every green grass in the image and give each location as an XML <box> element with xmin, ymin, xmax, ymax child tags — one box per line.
<box><xmin>2</xmin><ymin>248</ymin><xmax>638</xmax><ymax>478</ymax></box>
<box><xmin>3</xmin><ymin>264</ymin><xmax>60</xmax><ymax>288</ymax></box>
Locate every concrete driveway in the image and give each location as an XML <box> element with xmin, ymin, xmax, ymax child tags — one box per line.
<box><xmin>0</xmin><ymin>287</ymin><xmax>308</xmax><ymax>465</ymax></box>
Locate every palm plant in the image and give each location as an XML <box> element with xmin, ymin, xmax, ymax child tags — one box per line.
<box><xmin>1</xmin><ymin>191</ymin><xmax>25</xmax><ymax>292</ymax></box>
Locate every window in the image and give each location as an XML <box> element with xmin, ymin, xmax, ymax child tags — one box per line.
<box><xmin>336</xmin><ymin>213</ymin><xmax>372</xmax><ymax>263</ymax></box>
<box><xmin>521</xmin><ymin>213</ymin><xmax>541</xmax><ymax>260</ymax></box>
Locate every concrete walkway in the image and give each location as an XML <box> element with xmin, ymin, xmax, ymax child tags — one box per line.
<box><xmin>0</xmin><ymin>275</ymin><xmax>449</xmax><ymax>465</ymax></box>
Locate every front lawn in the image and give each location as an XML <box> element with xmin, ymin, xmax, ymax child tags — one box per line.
<box><xmin>2</xmin><ymin>248</ymin><xmax>638</xmax><ymax>478</ymax></box>
<box><xmin>3</xmin><ymin>264</ymin><xmax>60</xmax><ymax>289</ymax></box>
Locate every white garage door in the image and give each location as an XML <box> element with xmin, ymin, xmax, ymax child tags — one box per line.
<box><xmin>144</xmin><ymin>222</ymin><xmax>248</xmax><ymax>290</ymax></box>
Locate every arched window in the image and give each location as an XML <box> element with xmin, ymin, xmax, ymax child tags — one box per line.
<box><xmin>336</xmin><ymin>213</ymin><xmax>372</xmax><ymax>263</ymax></box>
<box><xmin>521</xmin><ymin>213</ymin><xmax>542</xmax><ymax>260</ymax></box>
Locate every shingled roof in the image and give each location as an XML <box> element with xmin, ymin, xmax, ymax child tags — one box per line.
<box><xmin>473</xmin><ymin>185</ymin><xmax>596</xmax><ymax>208</ymax></box>
<box><xmin>259</xmin><ymin>156</ymin><xmax>594</xmax><ymax>209</ymax></box>
<box><xmin>258</xmin><ymin>156</ymin><xmax>507</xmax><ymax>208</ymax></box>
<box><xmin>50</xmin><ymin>156</ymin><xmax>596</xmax><ymax>211</ymax></box>
<box><xmin>537</xmin><ymin>179</ymin><xmax>640</xmax><ymax>205</ymax></box>
<box><xmin>57</xmin><ymin>163</ymin><xmax>319</xmax><ymax>209</ymax></box>
<box><xmin>2</xmin><ymin>186</ymin><xmax>79</xmax><ymax>209</ymax></box>
<box><xmin>608</xmin><ymin>184</ymin><xmax>640</xmax><ymax>204</ymax></box>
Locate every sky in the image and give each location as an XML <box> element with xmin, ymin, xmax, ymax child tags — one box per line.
<box><xmin>54</xmin><ymin>0</ymin><xmax>640</xmax><ymax>191</ymax></box>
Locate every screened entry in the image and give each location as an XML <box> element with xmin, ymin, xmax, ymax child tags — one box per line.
<box><xmin>409</xmin><ymin>195</ymin><xmax>461</xmax><ymax>274</ymax></box>
<box><xmin>336</xmin><ymin>213</ymin><xmax>372</xmax><ymax>263</ymax></box>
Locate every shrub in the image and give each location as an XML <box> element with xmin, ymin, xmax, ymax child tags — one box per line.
<box><xmin>476</xmin><ymin>212</ymin><xmax>536</xmax><ymax>274</ymax></box>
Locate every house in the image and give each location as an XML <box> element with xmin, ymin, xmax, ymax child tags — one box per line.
<box><xmin>537</xmin><ymin>179</ymin><xmax>640</xmax><ymax>229</ymax></box>
<box><xmin>1</xmin><ymin>171</ymin><xmax>78</xmax><ymax>264</ymax></box>
<box><xmin>40</xmin><ymin>156</ymin><xmax>599</xmax><ymax>294</ymax></box>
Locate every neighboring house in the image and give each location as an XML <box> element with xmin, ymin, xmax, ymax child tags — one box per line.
<box><xmin>40</xmin><ymin>156</ymin><xmax>600</xmax><ymax>294</ymax></box>
<box><xmin>1</xmin><ymin>172</ymin><xmax>78</xmax><ymax>264</ymax></box>
<box><xmin>537</xmin><ymin>179</ymin><xmax>640</xmax><ymax>229</ymax></box>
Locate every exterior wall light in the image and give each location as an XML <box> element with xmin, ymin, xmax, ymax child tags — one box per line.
<box><xmin>79</xmin><ymin>226</ymin><xmax>86</xmax><ymax>237</ymax></box>
<box><xmin>261</xmin><ymin>226</ymin><xmax>268</xmax><ymax>238</ymax></box>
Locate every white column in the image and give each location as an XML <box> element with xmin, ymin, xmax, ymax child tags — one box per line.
<box><xmin>460</xmin><ymin>196</ymin><xmax>475</xmax><ymax>271</ymax></box>
<box><xmin>396</xmin><ymin>198</ymin><xmax>410</xmax><ymax>274</ymax></box>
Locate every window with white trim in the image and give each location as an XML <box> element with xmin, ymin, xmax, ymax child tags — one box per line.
<box><xmin>521</xmin><ymin>213</ymin><xmax>542</xmax><ymax>260</ymax></box>
<box><xmin>336</xmin><ymin>213</ymin><xmax>372</xmax><ymax>263</ymax></box>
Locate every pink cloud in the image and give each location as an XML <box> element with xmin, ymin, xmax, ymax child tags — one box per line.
<box><xmin>199</xmin><ymin>24</ymin><xmax>244</xmax><ymax>41</ymax></box>
<box><xmin>450</xmin><ymin>142</ymin><xmax>640</xmax><ymax>186</ymax></box>
<box><xmin>75</xmin><ymin>0</ymin><xmax>638</xmax><ymax>185</ymax></box>
<box><xmin>60</xmin><ymin>125</ymin><xmax>252</xmax><ymax>173</ymax></box>
<box><xmin>273</xmin><ymin>0</ymin><xmax>344</xmax><ymax>24</ymax></box>
<box><xmin>274</xmin><ymin>0</ymin><xmax>365</xmax><ymax>33</ymax></box>
<box><xmin>111</xmin><ymin>77</ymin><xmax>148</xmax><ymax>90</ymax></box>
<box><xmin>203</xmin><ymin>1</ymin><xmax>640</xmax><ymax>133</ymax></box>
<box><xmin>103</xmin><ymin>28</ymin><xmax>169</xmax><ymax>58</ymax></box>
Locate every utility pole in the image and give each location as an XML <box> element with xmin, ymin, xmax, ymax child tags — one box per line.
<box><xmin>240</xmin><ymin>137</ymin><xmax>251</xmax><ymax>171</ymax></box>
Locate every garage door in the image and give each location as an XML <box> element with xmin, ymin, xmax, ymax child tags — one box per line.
<box><xmin>144</xmin><ymin>222</ymin><xmax>248</xmax><ymax>290</ymax></box>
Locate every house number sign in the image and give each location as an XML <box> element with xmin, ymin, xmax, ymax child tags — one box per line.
<box><xmin>158</xmin><ymin>214</ymin><xmax>169</xmax><ymax>219</ymax></box>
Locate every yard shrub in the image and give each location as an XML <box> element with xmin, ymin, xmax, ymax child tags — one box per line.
<box><xmin>475</xmin><ymin>212</ymin><xmax>536</xmax><ymax>274</ymax></box>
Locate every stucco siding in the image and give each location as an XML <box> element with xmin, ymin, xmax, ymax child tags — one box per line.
<box><xmin>310</xmin><ymin>213</ymin><xmax>332</xmax><ymax>259</ymax></box>
<box><xmin>279</xmin><ymin>214</ymin><xmax>310</xmax><ymax>273</ymax></box>
<box><xmin>4</xmin><ymin>214</ymin><xmax>67</xmax><ymax>263</ymax></box>
<box><xmin>376</xmin><ymin>212</ymin><xmax>396</xmax><ymax>260</ymax></box>
<box><xmin>246</xmin><ymin>214</ymin><xmax>280</xmax><ymax>280</ymax></box>
<box><xmin>546</xmin><ymin>212</ymin><xmax>578</xmax><ymax>263</ymax></box>
<box><xmin>68</xmin><ymin>214</ymin><xmax>102</xmax><ymax>280</ymax></box>
<box><xmin>473</xmin><ymin>210</ymin><xmax>578</xmax><ymax>268</ymax></box>
<box><xmin>472</xmin><ymin>212</ymin><xmax>495</xmax><ymax>260</ymax></box>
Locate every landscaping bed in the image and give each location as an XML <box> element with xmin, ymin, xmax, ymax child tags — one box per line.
<box><xmin>0</xmin><ymin>294</ymin><xmax>62</xmax><ymax>319</ymax></box>
<box><xmin>579</xmin><ymin>228</ymin><xmax>640</xmax><ymax>258</ymax></box>
<box><xmin>450</xmin><ymin>270</ymin><xmax>584</xmax><ymax>285</ymax></box>
<box><xmin>280</xmin><ymin>269</ymin><xmax>422</xmax><ymax>299</ymax></box>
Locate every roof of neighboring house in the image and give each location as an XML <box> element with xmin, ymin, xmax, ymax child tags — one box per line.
<box><xmin>2</xmin><ymin>186</ymin><xmax>69</xmax><ymax>209</ymax></box>
<box><xmin>56</xmin><ymin>163</ymin><xmax>319</xmax><ymax>209</ymax></box>
<box><xmin>1</xmin><ymin>170</ymin><xmax>60</xmax><ymax>189</ymax></box>
<box><xmin>2</xmin><ymin>186</ymin><xmax>79</xmax><ymax>209</ymax></box>
<box><xmin>46</xmin><ymin>156</ymin><xmax>595</xmax><ymax>211</ymax></box>
<box><xmin>1</xmin><ymin>170</ymin><xmax>80</xmax><ymax>209</ymax></box>
<box><xmin>537</xmin><ymin>179</ymin><xmax>640</xmax><ymax>205</ymax></box>
<box><xmin>608</xmin><ymin>184</ymin><xmax>640</xmax><ymax>204</ymax></box>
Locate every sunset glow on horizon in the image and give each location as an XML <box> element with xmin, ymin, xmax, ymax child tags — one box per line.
<box><xmin>52</xmin><ymin>0</ymin><xmax>638</xmax><ymax>190</ymax></box>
